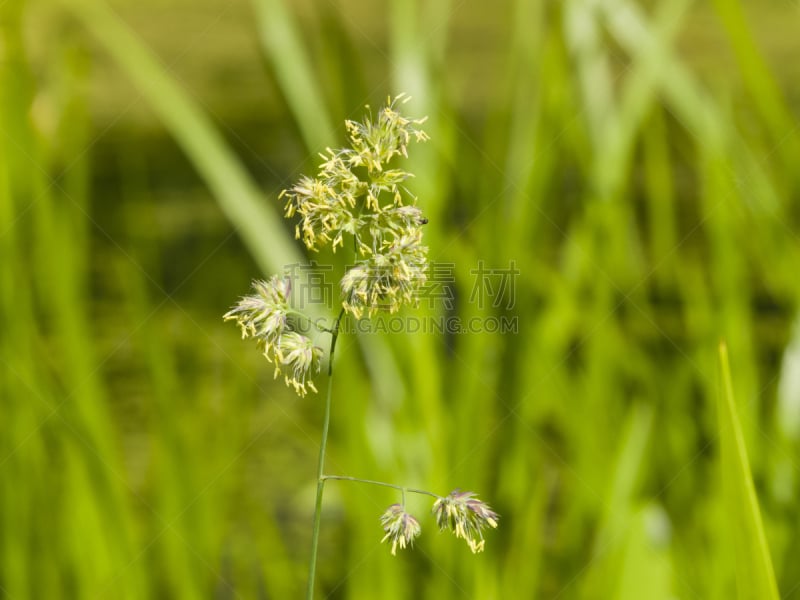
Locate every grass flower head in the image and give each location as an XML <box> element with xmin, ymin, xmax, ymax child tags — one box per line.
<box><xmin>281</xmin><ymin>95</ymin><xmax>429</xmax><ymax>319</ymax></box>
<box><xmin>223</xmin><ymin>276</ymin><xmax>322</xmax><ymax>396</ymax></box>
<box><xmin>340</xmin><ymin>231</ymin><xmax>427</xmax><ymax>319</ymax></box>
<box><xmin>432</xmin><ymin>489</ymin><xmax>499</xmax><ymax>553</ymax></box>
<box><xmin>380</xmin><ymin>504</ymin><xmax>422</xmax><ymax>555</ymax></box>
<box><xmin>276</xmin><ymin>331</ymin><xmax>323</xmax><ymax>396</ymax></box>
<box><xmin>223</xmin><ymin>276</ymin><xmax>289</xmax><ymax>348</ymax></box>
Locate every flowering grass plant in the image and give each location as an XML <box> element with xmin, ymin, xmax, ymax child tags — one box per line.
<box><xmin>224</xmin><ymin>95</ymin><xmax>498</xmax><ymax>598</ymax></box>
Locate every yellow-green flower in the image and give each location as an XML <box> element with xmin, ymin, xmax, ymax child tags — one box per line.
<box><xmin>223</xmin><ymin>276</ymin><xmax>289</xmax><ymax>350</ymax></box>
<box><xmin>226</xmin><ymin>96</ymin><xmax>430</xmax><ymax>393</ymax></box>
<box><xmin>341</xmin><ymin>231</ymin><xmax>428</xmax><ymax>319</ymax></box>
<box><xmin>276</xmin><ymin>331</ymin><xmax>323</xmax><ymax>396</ymax></box>
<box><xmin>223</xmin><ymin>277</ymin><xmax>322</xmax><ymax>397</ymax></box>
<box><xmin>281</xmin><ymin>95</ymin><xmax>429</xmax><ymax>260</ymax></box>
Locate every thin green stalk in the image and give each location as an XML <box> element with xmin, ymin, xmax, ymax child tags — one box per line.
<box><xmin>306</xmin><ymin>307</ymin><xmax>345</xmax><ymax>600</ymax></box>
<box><xmin>321</xmin><ymin>476</ymin><xmax>442</xmax><ymax>501</ymax></box>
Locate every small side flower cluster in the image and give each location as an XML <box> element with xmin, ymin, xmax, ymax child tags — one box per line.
<box><xmin>379</xmin><ymin>490</ymin><xmax>499</xmax><ymax>555</ymax></box>
<box><xmin>380</xmin><ymin>504</ymin><xmax>421</xmax><ymax>556</ymax></box>
<box><xmin>282</xmin><ymin>94</ymin><xmax>430</xmax><ymax>319</ymax></box>
<box><xmin>223</xmin><ymin>276</ymin><xmax>323</xmax><ymax>396</ymax></box>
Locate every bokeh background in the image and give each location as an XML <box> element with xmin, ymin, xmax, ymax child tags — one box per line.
<box><xmin>2</xmin><ymin>0</ymin><xmax>800</xmax><ymax>598</ymax></box>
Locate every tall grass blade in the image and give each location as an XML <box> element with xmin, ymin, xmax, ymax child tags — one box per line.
<box><xmin>583</xmin><ymin>403</ymin><xmax>654</xmax><ymax>597</ymax></box>
<box><xmin>710</xmin><ymin>0</ymin><xmax>800</xmax><ymax>164</ymax></box>
<box><xmin>613</xmin><ymin>505</ymin><xmax>673</xmax><ymax>600</ymax></box>
<box><xmin>63</xmin><ymin>0</ymin><xmax>303</xmax><ymax>277</ymax></box>
<box><xmin>251</xmin><ymin>0</ymin><xmax>336</xmax><ymax>151</ymax></box>
<box><xmin>717</xmin><ymin>342</ymin><xmax>779</xmax><ymax>600</ymax></box>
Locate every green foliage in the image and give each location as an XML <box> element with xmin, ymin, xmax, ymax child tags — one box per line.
<box><xmin>717</xmin><ymin>343</ymin><xmax>780</xmax><ymax>600</ymax></box>
<box><xmin>3</xmin><ymin>0</ymin><xmax>800</xmax><ymax>598</ymax></box>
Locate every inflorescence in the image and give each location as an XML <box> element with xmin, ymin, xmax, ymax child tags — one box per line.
<box><xmin>223</xmin><ymin>276</ymin><xmax>323</xmax><ymax>396</ymax></box>
<box><xmin>379</xmin><ymin>490</ymin><xmax>499</xmax><ymax>555</ymax></box>
<box><xmin>433</xmin><ymin>489</ymin><xmax>500</xmax><ymax>553</ymax></box>
<box><xmin>380</xmin><ymin>504</ymin><xmax>422</xmax><ymax>556</ymax></box>
<box><xmin>224</xmin><ymin>95</ymin><xmax>499</xmax><ymax>558</ymax></box>
<box><xmin>282</xmin><ymin>93</ymin><xmax>430</xmax><ymax>320</ymax></box>
<box><xmin>226</xmin><ymin>95</ymin><xmax>430</xmax><ymax>395</ymax></box>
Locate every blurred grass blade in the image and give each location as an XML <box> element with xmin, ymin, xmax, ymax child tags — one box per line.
<box><xmin>777</xmin><ymin>318</ymin><xmax>800</xmax><ymax>440</ymax></box>
<box><xmin>602</xmin><ymin>0</ymin><xmax>781</xmax><ymax>217</ymax></box>
<box><xmin>63</xmin><ymin>0</ymin><xmax>302</xmax><ymax>277</ymax></box>
<box><xmin>583</xmin><ymin>403</ymin><xmax>654</xmax><ymax>596</ymax></box>
<box><xmin>564</xmin><ymin>0</ymin><xmax>615</xmax><ymax>147</ymax></box>
<box><xmin>601</xmin><ymin>0</ymin><xmax>724</xmax><ymax>150</ymax></box>
<box><xmin>710</xmin><ymin>0</ymin><xmax>800</xmax><ymax>163</ymax></box>
<box><xmin>613</xmin><ymin>505</ymin><xmax>673</xmax><ymax>600</ymax></box>
<box><xmin>598</xmin><ymin>0</ymin><xmax>689</xmax><ymax>199</ymax></box>
<box><xmin>717</xmin><ymin>342</ymin><xmax>779</xmax><ymax>600</ymax></box>
<box><xmin>595</xmin><ymin>403</ymin><xmax>654</xmax><ymax>552</ymax></box>
<box><xmin>252</xmin><ymin>0</ymin><xmax>335</xmax><ymax>151</ymax></box>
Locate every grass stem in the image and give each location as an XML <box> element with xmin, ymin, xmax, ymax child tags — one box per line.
<box><xmin>305</xmin><ymin>307</ymin><xmax>345</xmax><ymax>600</ymax></box>
<box><xmin>321</xmin><ymin>475</ymin><xmax>441</xmax><ymax>500</ymax></box>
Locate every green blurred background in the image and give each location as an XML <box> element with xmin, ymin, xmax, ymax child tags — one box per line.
<box><xmin>2</xmin><ymin>0</ymin><xmax>800</xmax><ymax>598</ymax></box>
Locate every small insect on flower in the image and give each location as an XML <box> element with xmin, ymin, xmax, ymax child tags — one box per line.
<box><xmin>380</xmin><ymin>504</ymin><xmax>422</xmax><ymax>555</ymax></box>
